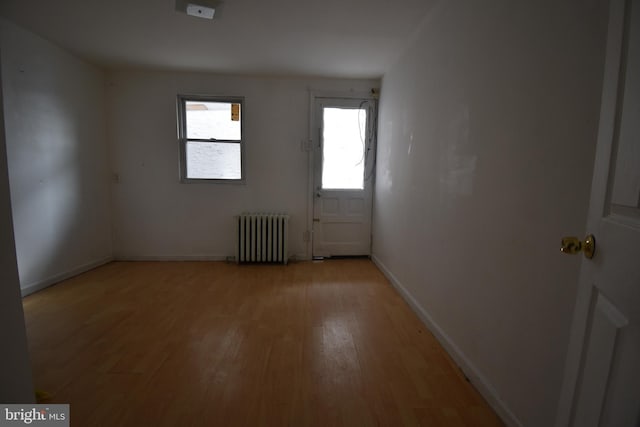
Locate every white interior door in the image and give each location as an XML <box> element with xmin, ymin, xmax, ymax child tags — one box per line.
<box><xmin>556</xmin><ymin>1</ymin><xmax>640</xmax><ymax>426</ymax></box>
<box><xmin>312</xmin><ymin>97</ymin><xmax>375</xmax><ymax>258</ymax></box>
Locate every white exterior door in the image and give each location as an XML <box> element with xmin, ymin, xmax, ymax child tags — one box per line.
<box><xmin>556</xmin><ymin>0</ymin><xmax>640</xmax><ymax>426</ymax></box>
<box><xmin>312</xmin><ymin>97</ymin><xmax>375</xmax><ymax>258</ymax></box>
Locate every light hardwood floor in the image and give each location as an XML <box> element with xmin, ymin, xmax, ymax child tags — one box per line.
<box><xmin>23</xmin><ymin>259</ymin><xmax>504</xmax><ymax>426</ymax></box>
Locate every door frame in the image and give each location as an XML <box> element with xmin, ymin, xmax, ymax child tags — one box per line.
<box><xmin>305</xmin><ymin>90</ymin><xmax>377</xmax><ymax>260</ymax></box>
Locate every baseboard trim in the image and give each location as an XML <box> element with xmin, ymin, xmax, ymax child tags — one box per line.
<box><xmin>114</xmin><ymin>255</ymin><xmax>230</xmax><ymax>262</ymax></box>
<box><xmin>20</xmin><ymin>256</ymin><xmax>114</xmax><ymax>297</ymax></box>
<box><xmin>292</xmin><ymin>253</ymin><xmax>312</xmax><ymax>262</ymax></box>
<box><xmin>114</xmin><ymin>254</ymin><xmax>312</xmax><ymax>262</ymax></box>
<box><xmin>371</xmin><ymin>255</ymin><xmax>523</xmax><ymax>427</ymax></box>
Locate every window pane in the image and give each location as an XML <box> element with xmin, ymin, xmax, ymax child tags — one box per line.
<box><xmin>322</xmin><ymin>107</ymin><xmax>366</xmax><ymax>190</ymax></box>
<box><xmin>186</xmin><ymin>101</ymin><xmax>241</xmax><ymax>140</ymax></box>
<box><xmin>186</xmin><ymin>141</ymin><xmax>241</xmax><ymax>179</ymax></box>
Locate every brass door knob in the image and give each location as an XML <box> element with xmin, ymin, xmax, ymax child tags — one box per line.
<box><xmin>560</xmin><ymin>234</ymin><xmax>596</xmax><ymax>259</ymax></box>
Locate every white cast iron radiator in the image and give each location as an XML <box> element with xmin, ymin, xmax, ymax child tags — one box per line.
<box><xmin>237</xmin><ymin>213</ymin><xmax>289</xmax><ymax>264</ymax></box>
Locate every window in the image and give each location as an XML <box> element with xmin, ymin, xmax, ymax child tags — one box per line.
<box><xmin>177</xmin><ymin>95</ymin><xmax>245</xmax><ymax>182</ymax></box>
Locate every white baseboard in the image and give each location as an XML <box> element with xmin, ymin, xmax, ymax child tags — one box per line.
<box><xmin>114</xmin><ymin>255</ymin><xmax>230</xmax><ymax>262</ymax></box>
<box><xmin>20</xmin><ymin>256</ymin><xmax>114</xmax><ymax>297</ymax></box>
<box><xmin>115</xmin><ymin>254</ymin><xmax>312</xmax><ymax>262</ymax></box>
<box><xmin>371</xmin><ymin>255</ymin><xmax>523</xmax><ymax>427</ymax></box>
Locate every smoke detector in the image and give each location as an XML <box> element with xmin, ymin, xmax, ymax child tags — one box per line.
<box><xmin>186</xmin><ymin>4</ymin><xmax>215</xmax><ymax>19</ymax></box>
<box><xmin>175</xmin><ymin>0</ymin><xmax>222</xmax><ymax>20</ymax></box>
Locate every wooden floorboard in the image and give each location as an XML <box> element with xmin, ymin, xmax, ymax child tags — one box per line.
<box><xmin>22</xmin><ymin>259</ymin><xmax>504</xmax><ymax>426</ymax></box>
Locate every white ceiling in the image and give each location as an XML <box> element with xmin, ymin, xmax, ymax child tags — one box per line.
<box><xmin>0</xmin><ymin>0</ymin><xmax>434</xmax><ymax>79</ymax></box>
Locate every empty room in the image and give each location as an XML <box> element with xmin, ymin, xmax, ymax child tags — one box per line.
<box><xmin>1</xmin><ymin>0</ymin><xmax>638</xmax><ymax>426</ymax></box>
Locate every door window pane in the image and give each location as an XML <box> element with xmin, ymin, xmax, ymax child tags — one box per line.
<box><xmin>322</xmin><ymin>107</ymin><xmax>367</xmax><ymax>190</ymax></box>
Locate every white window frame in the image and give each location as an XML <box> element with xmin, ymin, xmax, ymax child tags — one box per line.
<box><xmin>177</xmin><ymin>94</ymin><xmax>246</xmax><ymax>183</ymax></box>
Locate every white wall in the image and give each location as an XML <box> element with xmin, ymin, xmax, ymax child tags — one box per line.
<box><xmin>0</xmin><ymin>49</ymin><xmax>34</xmax><ymax>402</ymax></box>
<box><xmin>107</xmin><ymin>70</ymin><xmax>376</xmax><ymax>260</ymax></box>
<box><xmin>0</xmin><ymin>20</ymin><xmax>113</xmax><ymax>294</ymax></box>
<box><xmin>373</xmin><ymin>1</ymin><xmax>607</xmax><ymax>426</ymax></box>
